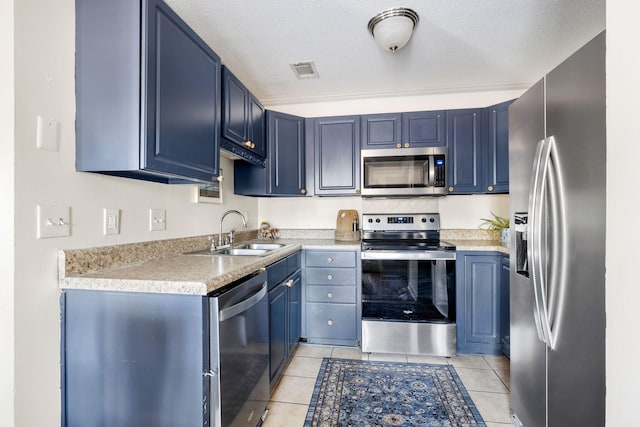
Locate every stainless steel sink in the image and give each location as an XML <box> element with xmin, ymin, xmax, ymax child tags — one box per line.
<box><xmin>219</xmin><ymin>248</ymin><xmax>269</xmax><ymax>256</ymax></box>
<box><xmin>183</xmin><ymin>242</ymin><xmax>285</xmax><ymax>257</ymax></box>
<box><xmin>237</xmin><ymin>243</ymin><xmax>285</xmax><ymax>250</ymax></box>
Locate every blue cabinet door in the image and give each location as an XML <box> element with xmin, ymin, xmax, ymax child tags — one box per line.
<box><xmin>487</xmin><ymin>100</ymin><xmax>514</xmax><ymax>193</ymax></box>
<box><xmin>221</xmin><ymin>66</ymin><xmax>266</xmax><ymax>163</ymax></box>
<box><xmin>249</xmin><ymin>95</ymin><xmax>266</xmax><ymax>158</ymax></box>
<box><xmin>447</xmin><ymin>108</ymin><xmax>487</xmax><ymax>194</ymax></box>
<box><xmin>269</xmin><ymin>283</ymin><xmax>288</xmax><ymax>384</ymax></box>
<box><xmin>361</xmin><ymin>113</ymin><xmax>402</xmax><ymax>148</ymax></box>
<box><xmin>456</xmin><ymin>252</ymin><xmax>502</xmax><ymax>354</ymax></box>
<box><xmin>402</xmin><ymin>110</ymin><xmax>446</xmax><ymax>147</ymax></box>
<box><xmin>313</xmin><ymin>116</ymin><xmax>361</xmax><ymax>195</ymax></box>
<box><xmin>76</xmin><ymin>0</ymin><xmax>221</xmax><ymax>183</ymax></box>
<box><xmin>500</xmin><ymin>255</ymin><xmax>510</xmax><ymax>357</ymax></box>
<box><xmin>287</xmin><ymin>270</ymin><xmax>302</xmax><ymax>353</ymax></box>
<box><xmin>234</xmin><ymin>110</ymin><xmax>306</xmax><ymax>196</ymax></box>
<box><xmin>269</xmin><ymin>111</ymin><xmax>306</xmax><ymax>195</ymax></box>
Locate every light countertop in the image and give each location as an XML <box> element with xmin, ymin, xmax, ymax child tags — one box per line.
<box><xmin>59</xmin><ymin>234</ymin><xmax>508</xmax><ymax>296</ymax></box>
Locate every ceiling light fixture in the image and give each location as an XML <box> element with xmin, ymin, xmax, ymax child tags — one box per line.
<box><xmin>367</xmin><ymin>7</ymin><xmax>419</xmax><ymax>54</ymax></box>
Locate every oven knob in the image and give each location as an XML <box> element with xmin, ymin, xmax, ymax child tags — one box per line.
<box><xmin>430</xmin><ymin>217</ymin><xmax>435</xmax><ymax>223</ymax></box>
<box><xmin>375</xmin><ymin>218</ymin><xmax>381</xmax><ymax>223</ymax></box>
<box><xmin>421</xmin><ymin>217</ymin><xmax>427</xmax><ymax>223</ymax></box>
<box><xmin>368</xmin><ymin>218</ymin><xmax>373</xmax><ymax>223</ymax></box>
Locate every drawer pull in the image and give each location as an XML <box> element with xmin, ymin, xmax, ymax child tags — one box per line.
<box><xmin>327</xmin><ymin>274</ymin><xmax>333</xmax><ymax>281</ymax></box>
<box><xmin>327</xmin><ymin>292</ymin><xmax>333</xmax><ymax>298</ymax></box>
<box><xmin>327</xmin><ymin>257</ymin><xmax>333</xmax><ymax>263</ymax></box>
<box><xmin>327</xmin><ymin>319</ymin><xmax>333</xmax><ymax>326</ymax></box>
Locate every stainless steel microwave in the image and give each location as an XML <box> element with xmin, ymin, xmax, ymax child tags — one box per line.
<box><xmin>361</xmin><ymin>147</ymin><xmax>448</xmax><ymax>197</ymax></box>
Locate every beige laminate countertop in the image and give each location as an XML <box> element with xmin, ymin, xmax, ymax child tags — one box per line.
<box><xmin>447</xmin><ymin>239</ymin><xmax>510</xmax><ymax>254</ymax></box>
<box><xmin>59</xmin><ymin>235</ymin><xmax>507</xmax><ymax>296</ymax></box>
<box><xmin>59</xmin><ymin>239</ymin><xmax>361</xmax><ymax>296</ymax></box>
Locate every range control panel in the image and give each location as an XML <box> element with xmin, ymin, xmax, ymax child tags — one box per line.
<box><xmin>361</xmin><ymin>213</ymin><xmax>441</xmax><ymax>231</ymax></box>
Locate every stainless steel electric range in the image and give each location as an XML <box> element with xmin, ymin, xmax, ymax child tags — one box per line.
<box><xmin>360</xmin><ymin>213</ymin><xmax>457</xmax><ymax>357</ymax></box>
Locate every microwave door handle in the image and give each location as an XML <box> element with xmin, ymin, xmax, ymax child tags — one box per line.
<box><xmin>427</xmin><ymin>155</ymin><xmax>435</xmax><ymax>186</ymax></box>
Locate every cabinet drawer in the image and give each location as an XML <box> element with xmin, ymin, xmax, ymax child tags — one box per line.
<box><xmin>306</xmin><ymin>303</ymin><xmax>357</xmax><ymax>341</ymax></box>
<box><xmin>305</xmin><ymin>251</ymin><xmax>356</xmax><ymax>268</ymax></box>
<box><xmin>286</xmin><ymin>251</ymin><xmax>301</xmax><ymax>275</ymax></box>
<box><xmin>306</xmin><ymin>286</ymin><xmax>356</xmax><ymax>303</ymax></box>
<box><xmin>305</xmin><ymin>268</ymin><xmax>356</xmax><ymax>286</ymax></box>
<box><xmin>267</xmin><ymin>259</ymin><xmax>287</xmax><ymax>290</ymax></box>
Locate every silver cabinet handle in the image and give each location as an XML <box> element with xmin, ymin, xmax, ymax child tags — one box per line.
<box><xmin>203</xmin><ymin>368</ymin><xmax>218</xmax><ymax>377</ymax></box>
<box><xmin>285</xmin><ymin>279</ymin><xmax>294</xmax><ymax>287</ymax></box>
<box><xmin>327</xmin><ymin>257</ymin><xmax>333</xmax><ymax>263</ymax></box>
<box><xmin>327</xmin><ymin>274</ymin><xmax>333</xmax><ymax>281</ymax></box>
<box><xmin>327</xmin><ymin>319</ymin><xmax>333</xmax><ymax>326</ymax></box>
<box><xmin>327</xmin><ymin>292</ymin><xmax>333</xmax><ymax>299</ymax></box>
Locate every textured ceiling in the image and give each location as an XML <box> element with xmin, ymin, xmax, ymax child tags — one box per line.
<box><xmin>165</xmin><ymin>0</ymin><xmax>605</xmax><ymax>105</ymax></box>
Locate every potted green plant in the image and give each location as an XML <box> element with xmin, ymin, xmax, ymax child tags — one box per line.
<box><xmin>480</xmin><ymin>212</ymin><xmax>510</xmax><ymax>242</ymax></box>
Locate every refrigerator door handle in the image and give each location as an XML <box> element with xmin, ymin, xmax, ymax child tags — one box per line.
<box><xmin>544</xmin><ymin>136</ymin><xmax>568</xmax><ymax>350</ymax></box>
<box><xmin>529</xmin><ymin>136</ymin><xmax>567</xmax><ymax>350</ymax></box>
<box><xmin>528</xmin><ymin>138</ymin><xmax>549</xmax><ymax>345</ymax></box>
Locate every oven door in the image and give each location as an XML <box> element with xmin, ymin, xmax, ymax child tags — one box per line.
<box><xmin>361</xmin><ymin>250</ymin><xmax>456</xmax><ymax>323</ymax></box>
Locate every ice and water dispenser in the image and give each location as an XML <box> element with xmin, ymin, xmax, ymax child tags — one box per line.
<box><xmin>514</xmin><ymin>213</ymin><xmax>529</xmax><ymax>277</ymax></box>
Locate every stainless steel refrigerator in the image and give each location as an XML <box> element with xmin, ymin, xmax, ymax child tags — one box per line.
<box><xmin>508</xmin><ymin>30</ymin><xmax>606</xmax><ymax>427</ymax></box>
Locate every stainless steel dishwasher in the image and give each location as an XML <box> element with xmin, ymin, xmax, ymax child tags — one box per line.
<box><xmin>209</xmin><ymin>270</ymin><xmax>270</xmax><ymax>427</ymax></box>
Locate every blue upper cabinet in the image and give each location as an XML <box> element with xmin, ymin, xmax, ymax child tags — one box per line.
<box><xmin>447</xmin><ymin>102</ymin><xmax>514</xmax><ymax>194</ymax></box>
<box><xmin>487</xmin><ymin>100</ymin><xmax>514</xmax><ymax>193</ymax></box>
<box><xmin>313</xmin><ymin>116</ymin><xmax>361</xmax><ymax>195</ymax></box>
<box><xmin>234</xmin><ymin>110</ymin><xmax>306</xmax><ymax>196</ymax></box>
<box><xmin>76</xmin><ymin>0</ymin><xmax>221</xmax><ymax>183</ymax></box>
<box><xmin>361</xmin><ymin>113</ymin><xmax>402</xmax><ymax>148</ymax></box>
<box><xmin>361</xmin><ymin>110</ymin><xmax>445</xmax><ymax>149</ymax></box>
<box><xmin>221</xmin><ymin>66</ymin><xmax>266</xmax><ymax>165</ymax></box>
<box><xmin>447</xmin><ymin>108</ymin><xmax>487</xmax><ymax>194</ymax></box>
<box><xmin>402</xmin><ymin>111</ymin><xmax>446</xmax><ymax>147</ymax></box>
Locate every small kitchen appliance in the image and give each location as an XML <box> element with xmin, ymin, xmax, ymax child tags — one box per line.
<box><xmin>360</xmin><ymin>213</ymin><xmax>456</xmax><ymax>356</ymax></box>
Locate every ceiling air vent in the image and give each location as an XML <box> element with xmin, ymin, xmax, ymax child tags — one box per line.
<box><xmin>290</xmin><ymin>61</ymin><xmax>319</xmax><ymax>79</ymax></box>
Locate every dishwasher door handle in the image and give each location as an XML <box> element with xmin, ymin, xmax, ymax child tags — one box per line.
<box><xmin>219</xmin><ymin>282</ymin><xmax>268</xmax><ymax>322</ymax></box>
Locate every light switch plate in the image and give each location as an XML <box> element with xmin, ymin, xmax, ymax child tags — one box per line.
<box><xmin>36</xmin><ymin>116</ymin><xmax>58</xmax><ymax>151</ymax></box>
<box><xmin>104</xmin><ymin>208</ymin><xmax>120</xmax><ymax>235</ymax></box>
<box><xmin>149</xmin><ymin>208</ymin><xmax>166</xmax><ymax>231</ymax></box>
<box><xmin>37</xmin><ymin>205</ymin><xmax>71</xmax><ymax>239</ymax></box>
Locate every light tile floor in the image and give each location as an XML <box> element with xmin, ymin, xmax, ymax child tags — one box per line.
<box><xmin>262</xmin><ymin>344</ymin><xmax>512</xmax><ymax>427</ymax></box>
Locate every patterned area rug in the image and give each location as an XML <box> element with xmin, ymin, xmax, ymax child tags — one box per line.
<box><xmin>304</xmin><ymin>358</ymin><xmax>486</xmax><ymax>427</ymax></box>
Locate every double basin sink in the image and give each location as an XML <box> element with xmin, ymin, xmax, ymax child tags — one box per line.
<box><xmin>184</xmin><ymin>242</ymin><xmax>286</xmax><ymax>257</ymax></box>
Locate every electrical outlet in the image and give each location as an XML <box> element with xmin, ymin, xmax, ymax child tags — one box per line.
<box><xmin>149</xmin><ymin>208</ymin><xmax>166</xmax><ymax>231</ymax></box>
<box><xmin>104</xmin><ymin>208</ymin><xmax>120</xmax><ymax>235</ymax></box>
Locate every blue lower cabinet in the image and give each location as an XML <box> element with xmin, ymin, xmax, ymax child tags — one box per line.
<box><xmin>500</xmin><ymin>255</ymin><xmax>510</xmax><ymax>357</ymax></box>
<box><xmin>456</xmin><ymin>252</ymin><xmax>506</xmax><ymax>355</ymax></box>
<box><xmin>302</xmin><ymin>249</ymin><xmax>361</xmax><ymax>346</ymax></box>
<box><xmin>268</xmin><ymin>282</ymin><xmax>288</xmax><ymax>382</ymax></box>
<box><xmin>267</xmin><ymin>252</ymin><xmax>301</xmax><ymax>386</ymax></box>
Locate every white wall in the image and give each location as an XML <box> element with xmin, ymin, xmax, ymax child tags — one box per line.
<box><xmin>606</xmin><ymin>2</ymin><xmax>640</xmax><ymax>425</ymax></box>
<box><xmin>258</xmin><ymin>195</ymin><xmax>509</xmax><ymax>230</ymax></box>
<box><xmin>11</xmin><ymin>1</ymin><xmax>258</xmax><ymax>425</ymax></box>
<box><xmin>1</xmin><ymin>0</ymin><xmax>15</xmax><ymax>424</ymax></box>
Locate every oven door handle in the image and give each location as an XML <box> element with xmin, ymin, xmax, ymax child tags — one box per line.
<box><xmin>361</xmin><ymin>250</ymin><xmax>456</xmax><ymax>261</ymax></box>
<box><xmin>218</xmin><ymin>282</ymin><xmax>267</xmax><ymax>322</ymax></box>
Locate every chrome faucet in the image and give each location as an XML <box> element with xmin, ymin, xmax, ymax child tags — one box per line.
<box><xmin>216</xmin><ymin>210</ymin><xmax>248</xmax><ymax>249</ymax></box>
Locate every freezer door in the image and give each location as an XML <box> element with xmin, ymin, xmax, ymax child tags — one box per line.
<box><xmin>545</xmin><ymin>30</ymin><xmax>606</xmax><ymax>427</ymax></box>
<box><xmin>508</xmin><ymin>79</ymin><xmax>547</xmax><ymax>427</ymax></box>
